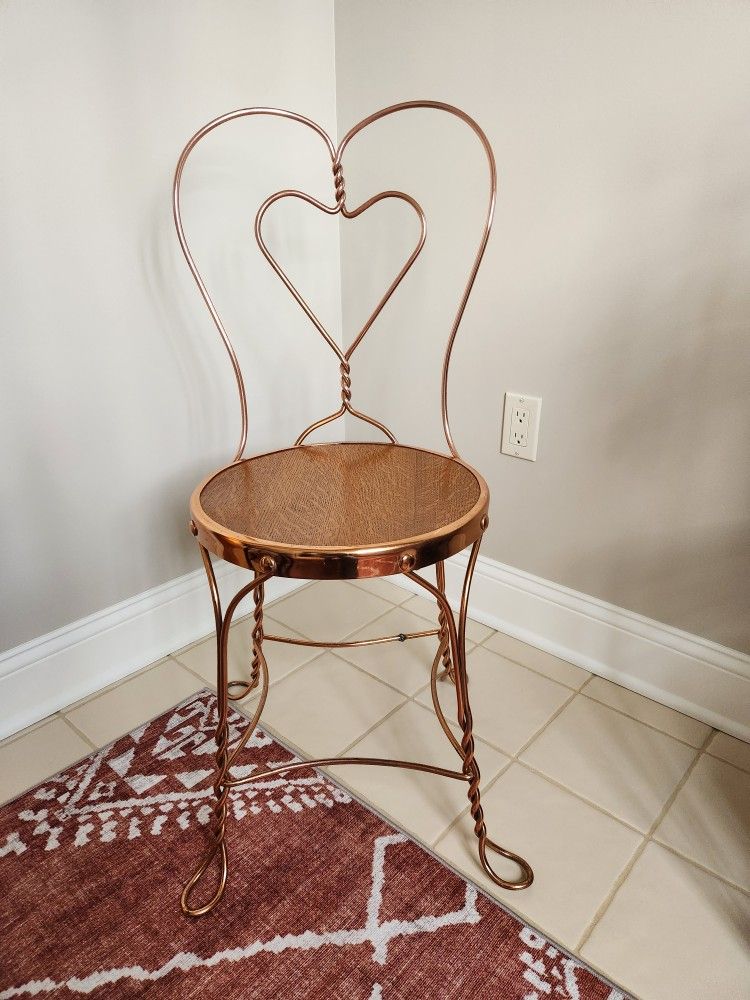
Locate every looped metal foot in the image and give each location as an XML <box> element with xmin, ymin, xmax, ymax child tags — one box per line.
<box><xmin>226</xmin><ymin>678</ymin><xmax>257</xmax><ymax>701</ymax></box>
<box><xmin>180</xmin><ymin>840</ymin><xmax>229</xmax><ymax>918</ymax></box>
<box><xmin>479</xmin><ymin>835</ymin><xmax>534</xmax><ymax>890</ymax></box>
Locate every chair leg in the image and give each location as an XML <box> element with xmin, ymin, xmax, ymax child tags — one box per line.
<box><xmin>181</xmin><ymin>544</ymin><xmax>274</xmax><ymax>917</ymax></box>
<box><xmin>453</xmin><ymin>535</ymin><xmax>533</xmax><ymax>890</ymax></box>
<box><xmin>180</xmin><ymin>543</ymin><xmax>230</xmax><ymax>917</ymax></box>
<box><xmin>226</xmin><ymin>574</ymin><xmax>265</xmax><ymax>702</ymax></box>
<box><xmin>435</xmin><ymin>561</ymin><xmax>456</xmax><ymax>684</ymax></box>
<box><xmin>249</xmin><ymin>580</ymin><xmax>265</xmax><ymax>692</ymax></box>
<box><xmin>410</xmin><ymin>533</ymin><xmax>534</xmax><ymax>891</ymax></box>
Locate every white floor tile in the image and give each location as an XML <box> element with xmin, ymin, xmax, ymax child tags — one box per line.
<box><xmin>401</xmin><ymin>594</ymin><xmax>493</xmax><ymax>644</ymax></box>
<box><xmin>0</xmin><ymin>718</ymin><xmax>92</xmax><ymax>804</ymax></box>
<box><xmin>484</xmin><ymin>632</ymin><xmax>590</xmax><ymax>689</ymax></box>
<box><xmin>654</xmin><ymin>753</ymin><xmax>750</xmax><ymax>890</ymax></box>
<box><xmin>0</xmin><ymin>713</ymin><xmax>59</xmax><ymax>749</ymax></box>
<box><xmin>706</xmin><ymin>730</ymin><xmax>750</xmax><ymax>773</ymax></box>
<box><xmin>581</xmin><ymin>842</ymin><xmax>750</xmax><ymax>1000</ymax></box>
<box><xmin>329</xmin><ymin>701</ymin><xmax>508</xmax><ymax>844</ymax></box>
<box><xmin>63</xmin><ymin>659</ymin><xmax>202</xmax><ymax>748</ymax></box>
<box><xmin>434</xmin><ymin>763</ymin><xmax>642</xmax><ymax>948</ymax></box>
<box><xmin>251</xmin><ymin>653</ymin><xmax>405</xmax><ymax>758</ymax></box>
<box><xmin>521</xmin><ymin>697</ymin><xmax>697</xmax><ymax>832</ymax></box>
<box><xmin>583</xmin><ymin>676</ymin><xmax>710</xmax><ymax>747</ymax></box>
<box><xmin>348</xmin><ymin>577</ymin><xmax>412</xmax><ymax>605</ymax></box>
<box><xmin>174</xmin><ymin>614</ymin><xmax>318</xmax><ymax>690</ymax></box>
<box><xmin>416</xmin><ymin>645</ymin><xmax>571</xmax><ymax>755</ymax></box>
<box><xmin>268</xmin><ymin>581</ymin><xmax>392</xmax><ymax>640</ymax></box>
<box><xmin>337</xmin><ymin>607</ymin><xmax>465</xmax><ymax>696</ymax></box>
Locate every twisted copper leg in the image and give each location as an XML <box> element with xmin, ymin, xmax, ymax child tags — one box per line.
<box><xmin>408</xmin><ymin>534</ymin><xmax>533</xmax><ymax>891</ymax></box>
<box><xmin>435</xmin><ymin>561</ymin><xmax>456</xmax><ymax>684</ymax></box>
<box><xmin>227</xmin><ymin>576</ymin><xmax>265</xmax><ymax>702</ymax></box>
<box><xmin>181</xmin><ymin>546</ymin><xmax>275</xmax><ymax>917</ymax></box>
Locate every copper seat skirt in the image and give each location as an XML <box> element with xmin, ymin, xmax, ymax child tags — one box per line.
<box><xmin>191</xmin><ymin>442</ymin><xmax>489</xmax><ymax>580</ymax></box>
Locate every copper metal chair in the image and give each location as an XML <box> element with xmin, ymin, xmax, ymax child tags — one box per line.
<box><xmin>173</xmin><ymin>101</ymin><xmax>534</xmax><ymax>917</ymax></box>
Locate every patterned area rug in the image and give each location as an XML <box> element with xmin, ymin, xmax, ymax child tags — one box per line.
<box><xmin>0</xmin><ymin>692</ymin><xmax>629</xmax><ymax>999</ymax></box>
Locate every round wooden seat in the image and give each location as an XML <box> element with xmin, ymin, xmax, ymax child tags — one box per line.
<box><xmin>191</xmin><ymin>442</ymin><xmax>489</xmax><ymax>579</ymax></box>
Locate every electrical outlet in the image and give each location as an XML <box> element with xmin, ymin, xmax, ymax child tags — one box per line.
<box><xmin>501</xmin><ymin>392</ymin><xmax>541</xmax><ymax>461</ymax></box>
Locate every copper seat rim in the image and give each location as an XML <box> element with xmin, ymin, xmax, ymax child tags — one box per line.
<box><xmin>190</xmin><ymin>439</ymin><xmax>490</xmax><ymax>561</ymax></box>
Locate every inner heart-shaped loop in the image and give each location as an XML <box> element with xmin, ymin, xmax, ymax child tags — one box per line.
<box><xmin>254</xmin><ymin>187</ymin><xmax>426</xmax><ymax>443</ymax></box>
<box><xmin>174</xmin><ymin>101</ymin><xmax>497</xmax><ymax>462</ymax></box>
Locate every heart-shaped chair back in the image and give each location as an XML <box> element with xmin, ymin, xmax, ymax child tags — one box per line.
<box><xmin>173</xmin><ymin>101</ymin><xmax>496</xmax><ymax>462</ymax></box>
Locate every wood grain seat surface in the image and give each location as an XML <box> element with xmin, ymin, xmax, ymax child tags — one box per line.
<box><xmin>191</xmin><ymin>442</ymin><xmax>489</xmax><ymax>578</ymax></box>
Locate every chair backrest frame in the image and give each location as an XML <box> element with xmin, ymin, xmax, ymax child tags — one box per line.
<box><xmin>172</xmin><ymin>101</ymin><xmax>496</xmax><ymax>463</ymax></box>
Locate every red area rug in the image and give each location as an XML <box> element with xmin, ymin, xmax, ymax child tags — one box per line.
<box><xmin>0</xmin><ymin>692</ymin><xmax>629</xmax><ymax>999</ymax></box>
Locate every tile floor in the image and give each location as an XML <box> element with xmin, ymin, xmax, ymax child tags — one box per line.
<box><xmin>2</xmin><ymin>579</ymin><xmax>749</xmax><ymax>999</ymax></box>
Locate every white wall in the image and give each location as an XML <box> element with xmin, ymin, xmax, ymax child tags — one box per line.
<box><xmin>0</xmin><ymin>0</ymin><xmax>340</xmax><ymax>651</ymax></box>
<box><xmin>334</xmin><ymin>0</ymin><xmax>750</xmax><ymax>653</ymax></box>
<box><xmin>1</xmin><ymin>1</ymin><xmax>748</xmax><ymax>739</ymax></box>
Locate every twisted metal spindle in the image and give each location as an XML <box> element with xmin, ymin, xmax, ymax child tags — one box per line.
<box><xmin>333</xmin><ymin>159</ymin><xmax>345</xmax><ymax>207</ymax></box>
<box><xmin>408</xmin><ymin>539</ymin><xmax>533</xmax><ymax>891</ymax></box>
<box><xmin>436</xmin><ymin>561</ymin><xmax>456</xmax><ymax>684</ymax></box>
<box><xmin>249</xmin><ymin>581</ymin><xmax>265</xmax><ymax>692</ymax></box>
<box><xmin>227</xmin><ymin>575</ymin><xmax>265</xmax><ymax>702</ymax></box>
<box><xmin>340</xmin><ymin>360</ymin><xmax>352</xmax><ymax>406</ymax></box>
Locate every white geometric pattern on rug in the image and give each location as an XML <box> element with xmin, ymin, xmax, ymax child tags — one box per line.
<box><xmin>0</xmin><ymin>698</ymin><xmax>351</xmax><ymax>857</ymax></box>
<box><xmin>0</xmin><ymin>833</ymin><xmax>481</xmax><ymax>998</ymax></box>
<box><xmin>517</xmin><ymin>926</ymin><xmax>627</xmax><ymax>1000</ymax></box>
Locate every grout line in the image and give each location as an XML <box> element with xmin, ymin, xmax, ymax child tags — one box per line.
<box><xmin>574</xmin><ymin>727</ymin><xmax>715</xmax><ymax>953</ymax></box>
<box><xmin>510</xmin><ymin>758</ymin><xmax>644</xmax><ymax>835</ymax></box>
<box><xmin>647</xmin><ymin>836</ymin><xmax>750</xmax><ymax>898</ymax></box>
<box><xmin>474</xmin><ymin>628</ymin><xmax>591</xmax><ymax>691</ymax></box>
<box><xmin>403</xmin><ymin>595</ymin><xmax>494</xmax><ymax>645</ymax></box>
<box><xmin>60</xmin><ymin>714</ymin><xmax>98</xmax><ymax>751</ymax></box>
<box><xmin>170</xmin><ymin>631</ymin><xmax>213</xmax><ymax>659</ymax></box>
<box><xmin>421</xmin><ymin>681</ymin><xmax>578</xmax><ymax>763</ymax></box>
<box><xmin>249</xmin><ymin>644</ymin><xmax>418</xmax><ymax>706</ymax></box>
<box><xmin>335</xmin><ymin>698</ymin><xmax>410</xmax><ymax>757</ymax></box>
<box><xmin>0</xmin><ymin>712</ymin><xmax>59</xmax><ymax>750</ymax></box>
<box><xmin>429</xmin><ymin>755</ymin><xmax>515</xmax><ymax>849</ymax></box>
<box><xmin>513</xmin><ymin>690</ymin><xmax>578</xmax><ymax>758</ymax></box>
<box><xmin>171</xmin><ymin>656</ymin><xmax>218</xmax><ymax>692</ymax></box>
<box><xmin>173</xmin><ymin>620</ymin><xmax>329</xmax><ymax>697</ymax></box>
<box><xmin>343</xmin><ymin>578</ymin><xmax>407</xmax><ymax>606</ymax></box>
<box><xmin>414</xmin><ymin>686</ymin><xmax>750</xmax><ymax>905</ymax></box>
<box><xmin>577</xmin><ymin>689</ymin><xmax>710</xmax><ymax>750</ymax></box>
<box><xmin>467</xmin><ymin>640</ymin><xmax>585</xmax><ymax>695</ymax></box>
<box><xmin>574</xmin><ymin>847</ymin><xmax>650</xmax><ymax>953</ymax></box>
<box><xmin>404</xmin><ymin>693</ymin><xmax>506</xmax><ymax>759</ymax></box>
<box><xmin>277</xmin><ymin>607</ymin><xmax>394</xmax><ymax>645</ymax></box>
<box><xmin>425</xmin><ymin>692</ymin><xmax>572</xmax><ymax>848</ymax></box>
<box><xmin>326</xmin><ymin>650</ymin><xmax>427</xmax><ymax>701</ymax></box>
<box><xmin>427</xmin><ymin>691</ymin><xmax>583</xmax><ymax>848</ymax></box>
<box><xmin>58</xmin><ymin>656</ymin><xmax>172</xmax><ymax>717</ymax></box>
<box><xmin>423</xmin><ymin>680</ymin><xmax>696</xmax><ymax>849</ymax></box>
<box><xmin>702</xmin><ymin>747</ymin><xmax>750</xmax><ymax>777</ymax></box>
<box><xmin>172</xmin><ymin>592</ymin><xmax>432</xmax><ymax>713</ymax></box>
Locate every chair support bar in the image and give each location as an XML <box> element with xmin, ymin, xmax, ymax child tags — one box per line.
<box><xmin>223</xmin><ymin>756</ymin><xmax>468</xmax><ymax>790</ymax></box>
<box><xmin>263</xmin><ymin>627</ymin><xmax>440</xmax><ymax>649</ymax></box>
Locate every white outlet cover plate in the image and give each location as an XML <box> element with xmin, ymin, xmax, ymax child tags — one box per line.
<box><xmin>501</xmin><ymin>392</ymin><xmax>542</xmax><ymax>461</ymax></box>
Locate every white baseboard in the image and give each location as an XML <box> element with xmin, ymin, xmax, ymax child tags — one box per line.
<box><xmin>0</xmin><ymin>566</ymin><xmax>305</xmax><ymax>741</ymax></box>
<box><xmin>3</xmin><ymin>552</ymin><xmax>748</xmax><ymax>744</ymax></box>
<box><xmin>394</xmin><ymin>553</ymin><xmax>750</xmax><ymax>742</ymax></box>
